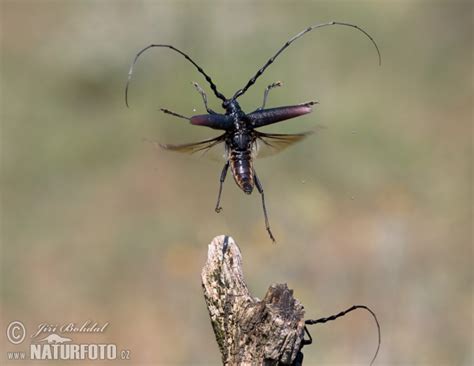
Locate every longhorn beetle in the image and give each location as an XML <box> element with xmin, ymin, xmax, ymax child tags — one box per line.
<box><xmin>125</xmin><ymin>21</ymin><xmax>381</xmax><ymax>242</ymax></box>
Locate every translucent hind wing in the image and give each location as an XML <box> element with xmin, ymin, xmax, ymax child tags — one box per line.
<box><xmin>253</xmin><ymin>131</ymin><xmax>312</xmax><ymax>158</ymax></box>
<box><xmin>150</xmin><ymin>133</ymin><xmax>228</xmax><ymax>161</ymax></box>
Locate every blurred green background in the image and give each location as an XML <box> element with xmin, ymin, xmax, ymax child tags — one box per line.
<box><xmin>1</xmin><ymin>1</ymin><xmax>472</xmax><ymax>365</ymax></box>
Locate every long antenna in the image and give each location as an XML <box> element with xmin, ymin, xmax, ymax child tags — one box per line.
<box><xmin>233</xmin><ymin>21</ymin><xmax>382</xmax><ymax>100</ymax></box>
<box><xmin>305</xmin><ymin>304</ymin><xmax>381</xmax><ymax>366</ymax></box>
<box><xmin>125</xmin><ymin>44</ymin><xmax>227</xmax><ymax>107</ymax></box>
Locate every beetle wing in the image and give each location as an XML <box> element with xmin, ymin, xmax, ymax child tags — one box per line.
<box><xmin>253</xmin><ymin>131</ymin><xmax>312</xmax><ymax>158</ymax></box>
<box><xmin>190</xmin><ymin>114</ymin><xmax>233</xmax><ymax>130</ymax></box>
<box><xmin>148</xmin><ymin>133</ymin><xmax>228</xmax><ymax>161</ymax></box>
<box><xmin>247</xmin><ymin>102</ymin><xmax>316</xmax><ymax>128</ymax></box>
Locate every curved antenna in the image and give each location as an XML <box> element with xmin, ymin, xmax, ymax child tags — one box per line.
<box><xmin>233</xmin><ymin>21</ymin><xmax>382</xmax><ymax>100</ymax></box>
<box><xmin>305</xmin><ymin>304</ymin><xmax>381</xmax><ymax>366</ymax></box>
<box><xmin>125</xmin><ymin>44</ymin><xmax>227</xmax><ymax>107</ymax></box>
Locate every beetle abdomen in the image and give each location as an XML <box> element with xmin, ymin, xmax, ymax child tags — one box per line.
<box><xmin>230</xmin><ymin>150</ymin><xmax>254</xmax><ymax>194</ymax></box>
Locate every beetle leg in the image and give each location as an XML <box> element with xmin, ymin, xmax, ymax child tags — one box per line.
<box><xmin>254</xmin><ymin>171</ymin><xmax>276</xmax><ymax>242</ymax></box>
<box><xmin>258</xmin><ymin>81</ymin><xmax>283</xmax><ymax>111</ymax></box>
<box><xmin>302</xmin><ymin>325</ymin><xmax>313</xmax><ymax>346</ymax></box>
<box><xmin>215</xmin><ymin>161</ymin><xmax>230</xmax><ymax>213</ymax></box>
<box><xmin>160</xmin><ymin>108</ymin><xmax>190</xmax><ymax>120</ymax></box>
<box><xmin>193</xmin><ymin>82</ymin><xmax>216</xmax><ymax>114</ymax></box>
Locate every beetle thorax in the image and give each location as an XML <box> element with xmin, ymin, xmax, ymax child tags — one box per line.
<box><xmin>230</xmin><ymin>130</ymin><xmax>252</xmax><ymax>151</ymax></box>
<box><xmin>225</xmin><ymin>100</ymin><xmax>245</xmax><ymax>118</ymax></box>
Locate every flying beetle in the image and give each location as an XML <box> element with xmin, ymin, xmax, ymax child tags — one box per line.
<box><xmin>125</xmin><ymin>21</ymin><xmax>381</xmax><ymax>242</ymax></box>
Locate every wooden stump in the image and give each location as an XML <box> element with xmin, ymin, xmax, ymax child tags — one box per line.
<box><xmin>201</xmin><ymin>235</ymin><xmax>306</xmax><ymax>365</ymax></box>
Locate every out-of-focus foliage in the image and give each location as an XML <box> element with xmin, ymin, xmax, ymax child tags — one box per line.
<box><xmin>1</xmin><ymin>1</ymin><xmax>472</xmax><ymax>365</ymax></box>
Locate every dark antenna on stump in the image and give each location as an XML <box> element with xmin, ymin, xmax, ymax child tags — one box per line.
<box><xmin>201</xmin><ymin>235</ymin><xmax>381</xmax><ymax>365</ymax></box>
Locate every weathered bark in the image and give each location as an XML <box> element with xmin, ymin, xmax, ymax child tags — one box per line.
<box><xmin>201</xmin><ymin>235</ymin><xmax>306</xmax><ymax>365</ymax></box>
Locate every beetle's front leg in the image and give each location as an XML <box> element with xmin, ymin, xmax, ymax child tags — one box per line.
<box><xmin>192</xmin><ymin>82</ymin><xmax>216</xmax><ymax>114</ymax></box>
<box><xmin>248</xmin><ymin>101</ymin><xmax>318</xmax><ymax>128</ymax></box>
<box><xmin>257</xmin><ymin>81</ymin><xmax>283</xmax><ymax>111</ymax></box>
<box><xmin>160</xmin><ymin>108</ymin><xmax>190</xmax><ymax>120</ymax></box>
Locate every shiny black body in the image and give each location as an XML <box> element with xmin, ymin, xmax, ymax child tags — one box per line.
<box><xmin>195</xmin><ymin>99</ymin><xmax>315</xmax><ymax>197</ymax></box>
<box><xmin>125</xmin><ymin>21</ymin><xmax>381</xmax><ymax>242</ymax></box>
<box><xmin>220</xmin><ymin>101</ymin><xmax>256</xmax><ymax>194</ymax></box>
<box><xmin>228</xmin><ymin>128</ymin><xmax>255</xmax><ymax>195</ymax></box>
